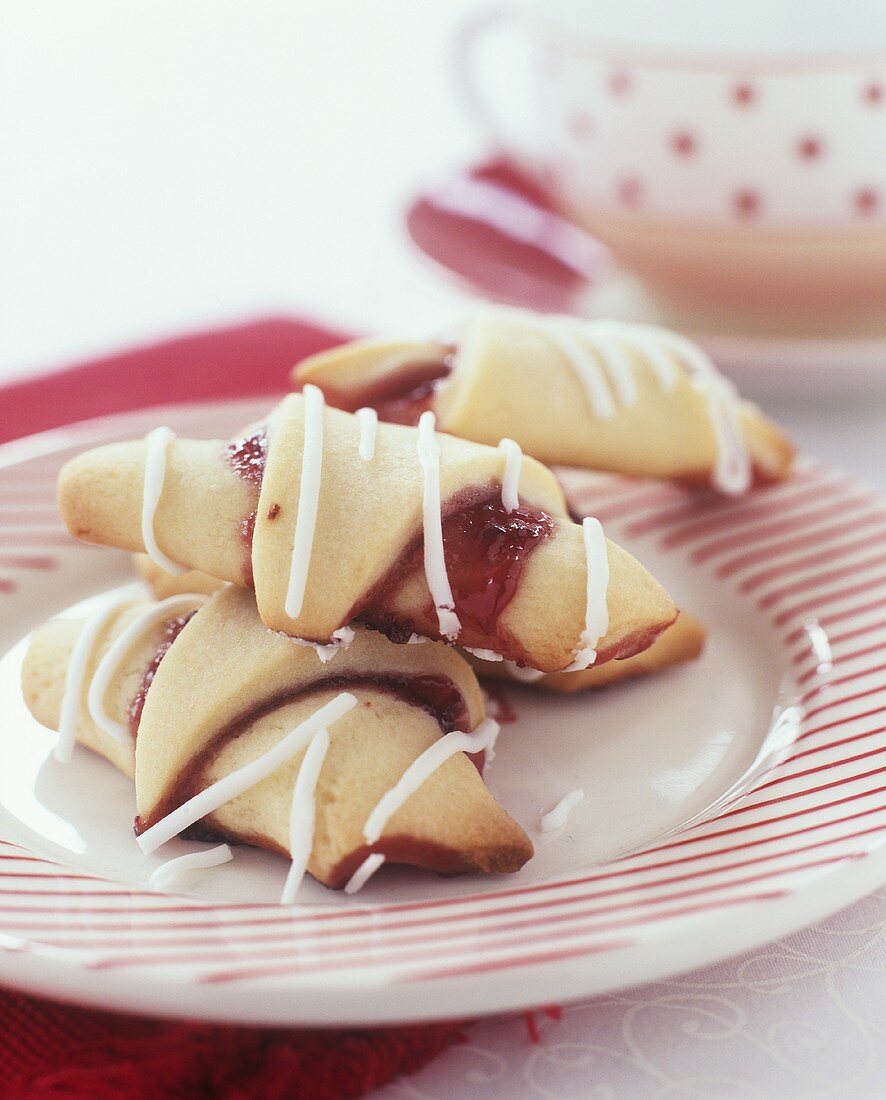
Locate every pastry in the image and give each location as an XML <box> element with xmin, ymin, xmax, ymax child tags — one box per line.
<box><xmin>58</xmin><ymin>391</ymin><xmax>678</xmax><ymax>674</ymax></box>
<box><xmin>294</xmin><ymin>307</ymin><xmax>794</xmax><ymax>494</ymax></box>
<box><xmin>134</xmin><ymin>558</ymin><xmax>705</xmax><ymax>695</ymax></box>
<box><xmin>22</xmin><ymin>586</ymin><xmax>532</xmax><ymax>890</ymax></box>
<box><xmin>134</xmin><ymin>553</ymin><xmax>224</xmax><ymax>599</ymax></box>
<box><xmin>470</xmin><ymin>610</ymin><xmax>706</xmax><ymax>693</ymax></box>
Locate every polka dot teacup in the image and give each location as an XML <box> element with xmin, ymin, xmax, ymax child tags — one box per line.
<box><xmin>457</xmin><ymin>8</ymin><xmax>886</xmax><ymax>325</ymax></box>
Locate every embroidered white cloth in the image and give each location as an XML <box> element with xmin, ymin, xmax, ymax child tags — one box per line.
<box><xmin>378</xmin><ymin>888</ymin><xmax>886</xmax><ymax>1099</ymax></box>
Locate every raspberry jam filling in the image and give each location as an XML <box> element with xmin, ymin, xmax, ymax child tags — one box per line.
<box><xmin>225</xmin><ymin>426</ymin><xmax>554</xmax><ymax>656</ymax></box>
<box><xmin>134</xmin><ymin>673</ymin><xmax>472</xmax><ymax>837</ymax></box>
<box><xmin>365</xmin><ymin>499</ymin><xmax>555</xmax><ymax>655</ymax></box>
<box><xmin>225</xmin><ymin>428</ymin><xmax>267</xmax><ymax>484</ymax></box>
<box><xmin>442</xmin><ymin>501</ymin><xmax>554</xmax><ymax>638</ymax></box>
<box><xmin>226</xmin><ymin>429</ymin><xmax>268</xmax><ymax>586</ymax></box>
<box><xmin>128</xmin><ymin>612</ymin><xmax>196</xmax><ymax>736</ymax></box>
<box><xmin>298</xmin><ymin>354</ymin><xmax>454</xmax><ymax>427</ymax></box>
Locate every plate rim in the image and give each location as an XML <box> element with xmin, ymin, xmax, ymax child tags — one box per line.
<box><xmin>0</xmin><ymin>396</ymin><xmax>885</xmax><ymax>1024</ymax></box>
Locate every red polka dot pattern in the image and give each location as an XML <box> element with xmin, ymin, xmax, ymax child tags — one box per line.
<box><xmin>617</xmin><ymin>176</ymin><xmax>643</xmax><ymax>208</ymax></box>
<box><xmin>854</xmin><ymin>187</ymin><xmax>881</xmax><ymax>216</ymax></box>
<box><xmin>797</xmin><ymin>136</ymin><xmax>824</xmax><ymax>161</ymax></box>
<box><xmin>731</xmin><ymin>82</ymin><xmax>757</xmax><ymax>107</ymax></box>
<box><xmin>671</xmin><ymin>130</ymin><xmax>698</xmax><ymax>158</ymax></box>
<box><xmin>608</xmin><ymin>71</ymin><xmax>632</xmax><ymax>96</ymax></box>
<box><xmin>551</xmin><ymin>53</ymin><xmax>886</xmax><ymax>224</ymax></box>
<box><xmin>733</xmin><ymin>189</ymin><xmax>761</xmax><ymax>219</ymax></box>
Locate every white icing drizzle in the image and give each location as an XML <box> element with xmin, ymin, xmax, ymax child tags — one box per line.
<box><xmin>88</xmin><ymin>593</ymin><xmax>209</xmax><ymax>743</ymax></box>
<box><xmin>356</xmin><ymin>406</ymin><xmax>378</xmax><ymax>462</ymax></box>
<box><xmin>149</xmin><ymin>844</ymin><xmax>233</xmax><ymax>891</ymax></box>
<box><xmin>416</xmin><ymin>411</ymin><xmax>461</xmax><ymax>640</ymax></box>
<box><xmin>540</xmin><ymin>789</ymin><xmax>585</xmax><ymax>833</ymax></box>
<box><xmin>501</xmin><ymin>660</ymin><xmax>545</xmax><ymax>683</ymax></box>
<box><xmin>281</xmin><ymin>726</ymin><xmax>330</xmax><ymax>905</ymax></box>
<box><xmin>539</xmin><ymin>318</ymin><xmax>616</xmax><ymax>419</ymax></box>
<box><xmin>652</xmin><ymin>328</ymin><xmax>751</xmax><ymax>495</ymax></box>
<box><xmin>286</xmin><ymin>625</ymin><xmax>355</xmax><ymax>664</ymax></box>
<box><xmin>362</xmin><ymin>718</ymin><xmax>500</xmax><ymax>844</ymax></box>
<box><xmin>55</xmin><ymin>595</ymin><xmax>131</xmax><ymax>763</ymax></box>
<box><xmin>344</xmin><ymin>852</ymin><xmax>386</xmax><ymax>894</ymax></box>
<box><xmin>285</xmin><ymin>383</ymin><xmax>325</xmax><ymax>621</ymax></box>
<box><xmin>141</xmin><ymin>427</ymin><xmax>189</xmax><ymax>575</ymax></box>
<box><xmin>463</xmin><ymin>646</ymin><xmax>504</xmax><ymax>662</ymax></box>
<box><xmin>498</xmin><ymin>438</ymin><xmax>522</xmax><ymax>512</ymax></box>
<box><xmin>483</xmin><ymin>307</ymin><xmax>750</xmax><ymax>495</ymax></box>
<box><xmin>584</xmin><ymin>324</ymin><xmax>639</xmax><ymax>406</ymax></box>
<box><xmin>406</xmin><ymin>633</ymin><xmax>430</xmax><ymax>645</ymax></box>
<box><xmin>588</xmin><ymin>321</ymin><xmax>679</xmax><ymax>391</ymax></box>
<box><xmin>136</xmin><ymin>691</ymin><xmax>357</xmax><ymax>854</ymax></box>
<box><xmin>564</xmin><ymin>517</ymin><xmax>609</xmax><ymax>672</ymax></box>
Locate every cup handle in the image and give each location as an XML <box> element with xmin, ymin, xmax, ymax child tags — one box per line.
<box><xmin>452</xmin><ymin>7</ymin><xmax>534</xmax><ymax>154</ymax></box>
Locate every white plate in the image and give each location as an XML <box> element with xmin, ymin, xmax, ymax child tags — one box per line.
<box><xmin>577</xmin><ymin>270</ymin><xmax>886</xmax><ymax>394</ymax></box>
<box><xmin>0</xmin><ymin>399</ymin><xmax>884</xmax><ymax>1026</ymax></box>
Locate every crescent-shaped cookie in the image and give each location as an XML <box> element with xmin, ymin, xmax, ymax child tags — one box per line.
<box><xmin>134</xmin><ymin>553</ymin><xmax>225</xmax><ymax>599</ymax></box>
<box><xmin>294</xmin><ymin>308</ymin><xmax>793</xmax><ymax>493</ymax></box>
<box><xmin>471</xmin><ymin>610</ymin><xmax>706</xmax><ymax>693</ymax></box>
<box><xmin>58</xmin><ymin>394</ymin><xmax>677</xmax><ymax>673</ymax></box>
<box><xmin>134</xmin><ymin>557</ymin><xmax>705</xmax><ymax>696</ymax></box>
<box><xmin>22</xmin><ymin>587</ymin><xmax>533</xmax><ymax>888</ymax></box>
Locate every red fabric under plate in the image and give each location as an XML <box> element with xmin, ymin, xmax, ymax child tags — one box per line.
<box><xmin>0</xmin><ymin>315</ymin><xmax>345</xmax><ymax>444</ymax></box>
<box><xmin>0</xmin><ymin>317</ymin><xmax>469</xmax><ymax>1098</ymax></box>
<box><xmin>0</xmin><ymin>988</ymin><xmax>467</xmax><ymax>1099</ymax></box>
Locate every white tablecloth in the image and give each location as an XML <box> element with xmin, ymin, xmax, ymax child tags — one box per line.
<box><xmin>379</xmin><ymin>887</ymin><xmax>886</xmax><ymax>1099</ymax></box>
<box><xmin>2</xmin><ymin>4</ymin><xmax>885</xmax><ymax>1096</ymax></box>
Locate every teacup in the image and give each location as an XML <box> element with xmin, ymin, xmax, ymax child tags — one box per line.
<box><xmin>455</xmin><ymin>3</ymin><xmax>886</xmax><ymax>326</ymax></box>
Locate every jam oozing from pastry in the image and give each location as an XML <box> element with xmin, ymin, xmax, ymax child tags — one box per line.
<box><xmin>226</xmin><ymin>429</ymin><xmax>268</xmax><ymax>587</ymax></box>
<box><xmin>225</xmin><ymin>428</ymin><xmax>267</xmax><ymax>484</ymax></box>
<box><xmin>368</xmin><ymin>359</ymin><xmax>452</xmax><ymax>426</ymax></box>
<box><xmin>364</xmin><ymin>497</ymin><xmax>555</xmax><ymax>656</ymax></box>
<box><xmin>444</xmin><ymin>501</ymin><xmax>554</xmax><ymax>637</ymax></box>
<box><xmin>128</xmin><ymin>612</ymin><xmax>196</xmax><ymax>736</ymax></box>
<box><xmin>134</xmin><ymin>674</ymin><xmax>472</xmax><ymax>836</ymax></box>
<box><xmin>480</xmin><ymin>683</ymin><xmax>518</xmax><ymax>725</ymax></box>
<box><xmin>302</xmin><ymin>354</ymin><xmax>454</xmax><ymax>427</ymax></box>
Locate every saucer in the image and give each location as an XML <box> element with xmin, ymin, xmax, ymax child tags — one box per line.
<box><xmin>405</xmin><ymin>160</ymin><xmax>886</xmax><ymax>395</ymax></box>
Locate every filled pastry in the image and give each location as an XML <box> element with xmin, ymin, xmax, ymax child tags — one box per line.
<box><xmin>22</xmin><ymin>586</ymin><xmax>532</xmax><ymax>890</ymax></box>
<box><xmin>58</xmin><ymin>391</ymin><xmax>678</xmax><ymax>675</ymax></box>
<box><xmin>135</xmin><ymin>556</ymin><xmax>705</xmax><ymax>696</ymax></box>
<box><xmin>470</xmin><ymin>610</ymin><xmax>706</xmax><ymax>694</ymax></box>
<box><xmin>134</xmin><ymin>553</ymin><xmax>223</xmax><ymax>599</ymax></box>
<box><xmin>293</xmin><ymin>307</ymin><xmax>794</xmax><ymax>494</ymax></box>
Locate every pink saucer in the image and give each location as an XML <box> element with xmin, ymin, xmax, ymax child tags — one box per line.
<box><xmin>405</xmin><ymin>160</ymin><xmax>886</xmax><ymax>389</ymax></box>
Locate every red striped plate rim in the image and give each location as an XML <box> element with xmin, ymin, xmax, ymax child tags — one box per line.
<box><xmin>0</xmin><ymin>405</ymin><xmax>884</xmax><ymax>1002</ymax></box>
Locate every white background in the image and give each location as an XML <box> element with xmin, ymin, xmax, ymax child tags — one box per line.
<box><xmin>2</xmin><ymin>1</ymin><xmax>882</xmax><ymax>484</ymax></box>
<box><xmin>2</xmin><ymin>3</ymin><xmax>886</xmax><ymax>1096</ymax></box>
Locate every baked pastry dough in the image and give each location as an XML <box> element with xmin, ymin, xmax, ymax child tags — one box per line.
<box><xmin>294</xmin><ymin>307</ymin><xmax>794</xmax><ymax>493</ymax></box>
<box><xmin>22</xmin><ymin>586</ymin><xmax>532</xmax><ymax>888</ymax></box>
<box><xmin>58</xmin><ymin>392</ymin><xmax>677</xmax><ymax>674</ymax></box>
<box><xmin>134</xmin><ymin>558</ymin><xmax>705</xmax><ymax>696</ymax></box>
<box><xmin>471</xmin><ymin>610</ymin><xmax>706</xmax><ymax>693</ymax></box>
<box><xmin>134</xmin><ymin>553</ymin><xmax>224</xmax><ymax>599</ymax></box>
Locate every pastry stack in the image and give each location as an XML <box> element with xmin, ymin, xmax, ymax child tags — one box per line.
<box><xmin>22</xmin><ymin>307</ymin><xmax>793</xmax><ymax>897</ymax></box>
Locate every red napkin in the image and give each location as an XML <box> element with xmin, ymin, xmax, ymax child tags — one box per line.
<box><xmin>0</xmin><ymin>317</ymin><xmax>469</xmax><ymax>1098</ymax></box>
<box><xmin>0</xmin><ymin>315</ymin><xmax>345</xmax><ymax>444</ymax></box>
<box><xmin>0</xmin><ymin>989</ymin><xmax>467</xmax><ymax>1098</ymax></box>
